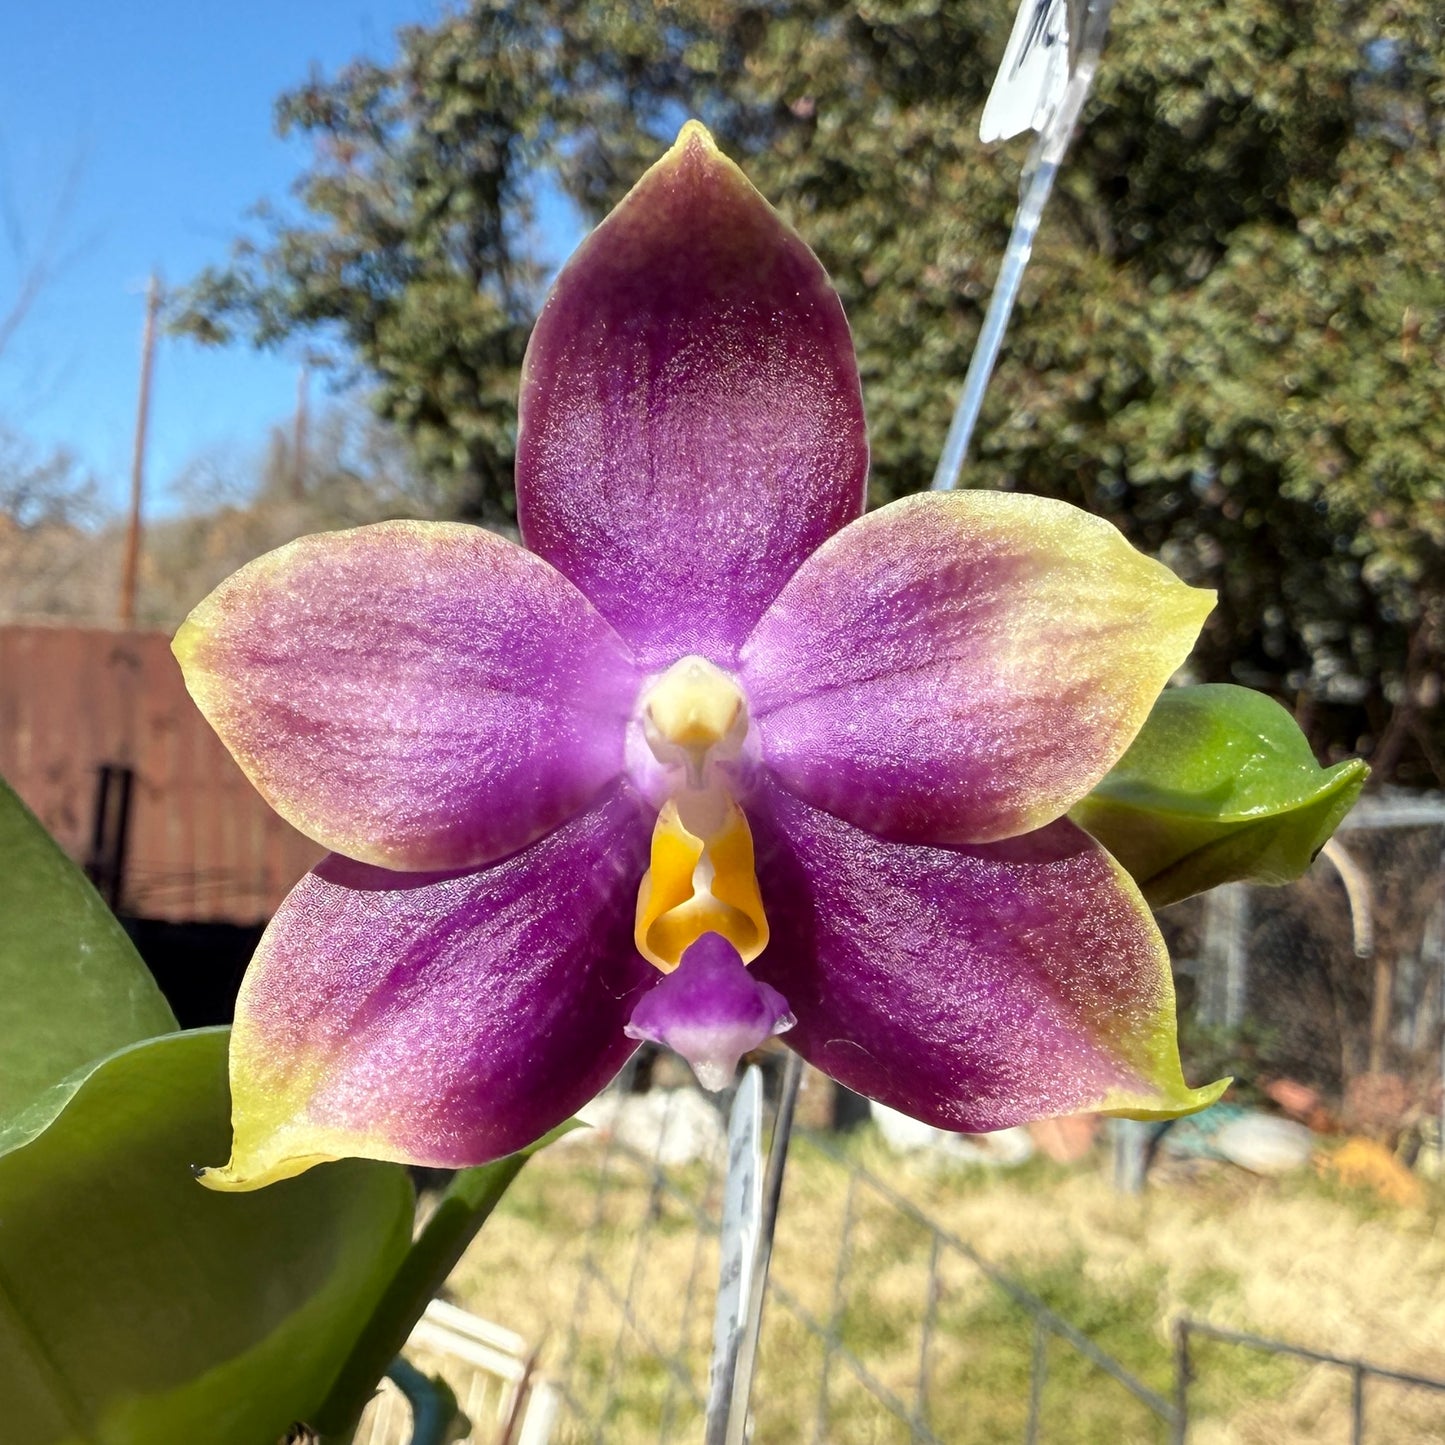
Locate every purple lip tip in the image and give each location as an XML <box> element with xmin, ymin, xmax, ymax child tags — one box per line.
<box><xmin>625</xmin><ymin>933</ymin><xmax>794</xmax><ymax>1091</ymax></box>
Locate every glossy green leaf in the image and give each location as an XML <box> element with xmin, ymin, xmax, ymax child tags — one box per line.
<box><xmin>0</xmin><ymin>776</ymin><xmax>177</xmax><ymax>1134</ymax></box>
<box><xmin>1071</xmin><ymin>684</ymin><xmax>1368</xmax><ymax>908</ymax></box>
<box><xmin>0</xmin><ymin>1027</ymin><xmax>415</xmax><ymax>1445</ymax></box>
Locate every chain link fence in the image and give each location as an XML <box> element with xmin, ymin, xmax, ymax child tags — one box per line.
<box><xmin>1173</xmin><ymin>1318</ymin><xmax>1445</xmax><ymax>1445</ymax></box>
<box><xmin>552</xmin><ymin>1065</ymin><xmax>1181</xmax><ymax>1444</ymax></box>
<box><xmin>1164</xmin><ymin>797</ymin><xmax>1445</xmax><ymax>1153</ymax></box>
<box><xmin>538</xmin><ymin>1074</ymin><xmax>1444</xmax><ymax>1443</ymax></box>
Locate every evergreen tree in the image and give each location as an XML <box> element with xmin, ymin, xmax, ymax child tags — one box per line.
<box><xmin>172</xmin><ymin>0</ymin><xmax>1445</xmax><ymax>783</ymax></box>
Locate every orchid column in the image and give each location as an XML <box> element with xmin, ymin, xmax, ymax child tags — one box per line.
<box><xmin>174</xmin><ymin>122</ymin><xmax>1223</xmax><ymax>1193</ymax></box>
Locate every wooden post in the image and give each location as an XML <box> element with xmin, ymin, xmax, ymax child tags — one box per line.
<box><xmin>292</xmin><ymin>363</ymin><xmax>309</xmax><ymax>499</ymax></box>
<box><xmin>118</xmin><ymin>274</ymin><xmax>160</xmax><ymax>628</ymax></box>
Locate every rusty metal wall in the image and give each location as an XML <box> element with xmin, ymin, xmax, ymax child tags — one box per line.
<box><xmin>0</xmin><ymin>623</ymin><xmax>322</xmax><ymax>923</ymax></box>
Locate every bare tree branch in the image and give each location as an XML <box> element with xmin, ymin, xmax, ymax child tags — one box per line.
<box><xmin>0</xmin><ymin>140</ymin><xmax>87</xmax><ymax>362</ymax></box>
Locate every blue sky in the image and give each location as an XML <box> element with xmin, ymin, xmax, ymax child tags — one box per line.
<box><xmin>0</xmin><ymin>1</ymin><xmax>494</xmax><ymax>513</ymax></box>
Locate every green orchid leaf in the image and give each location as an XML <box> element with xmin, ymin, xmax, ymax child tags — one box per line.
<box><xmin>1071</xmin><ymin>684</ymin><xmax>1368</xmax><ymax>909</ymax></box>
<box><xmin>0</xmin><ymin>1027</ymin><xmax>415</xmax><ymax>1445</ymax></box>
<box><xmin>0</xmin><ymin>776</ymin><xmax>177</xmax><ymax>1133</ymax></box>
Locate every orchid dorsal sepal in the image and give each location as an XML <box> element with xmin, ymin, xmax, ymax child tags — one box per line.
<box><xmin>517</xmin><ymin>119</ymin><xmax>868</xmax><ymax>669</ymax></box>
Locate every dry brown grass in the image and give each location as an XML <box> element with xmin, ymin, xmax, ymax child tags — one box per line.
<box><xmin>445</xmin><ymin>1131</ymin><xmax>1445</xmax><ymax>1443</ymax></box>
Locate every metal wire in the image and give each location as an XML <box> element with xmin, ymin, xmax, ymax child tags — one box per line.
<box><xmin>931</xmin><ymin>0</ymin><xmax>1116</xmax><ymax>492</ymax></box>
<box><xmin>1172</xmin><ymin>1318</ymin><xmax>1445</xmax><ymax>1445</ymax></box>
<box><xmin>553</xmin><ymin>1089</ymin><xmax>1445</xmax><ymax>1443</ymax></box>
<box><xmin>556</xmin><ymin>1086</ymin><xmax>1174</xmax><ymax>1441</ymax></box>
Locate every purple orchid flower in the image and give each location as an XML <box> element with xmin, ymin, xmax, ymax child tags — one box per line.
<box><xmin>176</xmin><ymin>123</ymin><xmax>1225</xmax><ymax>1191</ymax></box>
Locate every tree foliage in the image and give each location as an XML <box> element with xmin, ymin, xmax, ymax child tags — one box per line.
<box><xmin>172</xmin><ymin>0</ymin><xmax>1445</xmax><ymax>783</ymax></box>
<box><xmin>0</xmin><ymin>429</ymin><xmax>102</xmax><ymax>618</ymax></box>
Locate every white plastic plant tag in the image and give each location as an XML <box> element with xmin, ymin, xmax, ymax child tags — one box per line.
<box><xmin>980</xmin><ymin>0</ymin><xmax>1073</xmax><ymax>143</ymax></box>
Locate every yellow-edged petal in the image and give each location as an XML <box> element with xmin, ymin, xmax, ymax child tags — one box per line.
<box><xmin>742</xmin><ymin>491</ymin><xmax>1215</xmax><ymax>845</ymax></box>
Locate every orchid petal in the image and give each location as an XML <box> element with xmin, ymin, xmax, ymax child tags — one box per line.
<box><xmin>199</xmin><ymin>785</ymin><xmax>653</xmax><ymax>1189</ymax></box>
<box><xmin>741</xmin><ymin>492</ymin><xmax>1215</xmax><ymax>845</ymax></box>
<box><xmin>174</xmin><ymin>520</ymin><xmax>640</xmax><ymax>872</ymax></box>
<box><xmin>516</xmin><ymin>121</ymin><xmax>868</xmax><ymax>668</ymax></box>
<box><xmin>752</xmin><ymin>781</ymin><xmax>1226</xmax><ymax>1131</ymax></box>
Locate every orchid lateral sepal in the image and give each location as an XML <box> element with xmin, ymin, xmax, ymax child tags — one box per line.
<box><xmin>749</xmin><ymin>782</ymin><xmax>1227</xmax><ymax>1132</ymax></box>
<box><xmin>198</xmin><ymin>786</ymin><xmax>653</xmax><ymax>1193</ymax></box>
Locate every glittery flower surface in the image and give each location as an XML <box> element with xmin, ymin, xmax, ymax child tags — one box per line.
<box><xmin>176</xmin><ymin>123</ymin><xmax>1224</xmax><ymax>1190</ymax></box>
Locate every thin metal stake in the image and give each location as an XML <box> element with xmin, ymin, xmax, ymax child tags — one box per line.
<box><xmin>704</xmin><ymin>1067</ymin><xmax>764</xmax><ymax>1445</ymax></box>
<box><xmin>727</xmin><ymin>1050</ymin><xmax>804</xmax><ymax>1445</ymax></box>
<box><xmin>931</xmin><ymin>0</ymin><xmax>1115</xmax><ymax>492</ymax></box>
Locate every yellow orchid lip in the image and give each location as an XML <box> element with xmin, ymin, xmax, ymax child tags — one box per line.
<box><xmin>634</xmin><ymin>789</ymin><xmax>769</xmax><ymax>970</ymax></box>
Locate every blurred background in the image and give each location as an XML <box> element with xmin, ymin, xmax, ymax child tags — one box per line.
<box><xmin>2</xmin><ymin>3</ymin><xmax>1442</xmax><ymax>1440</ymax></box>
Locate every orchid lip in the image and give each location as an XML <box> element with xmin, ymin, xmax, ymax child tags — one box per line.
<box><xmin>625</xmin><ymin>932</ymin><xmax>795</xmax><ymax>1091</ymax></box>
<box><xmin>633</xmin><ymin>788</ymin><xmax>769</xmax><ymax>969</ymax></box>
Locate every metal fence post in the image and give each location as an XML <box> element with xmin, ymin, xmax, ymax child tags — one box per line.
<box><xmin>1112</xmin><ymin>1118</ymin><xmax>1151</xmax><ymax>1194</ymax></box>
<box><xmin>1025</xmin><ymin>1319</ymin><xmax>1049</xmax><ymax>1444</ymax></box>
<box><xmin>1201</xmin><ymin>882</ymin><xmax>1250</xmax><ymax>1029</ymax></box>
<box><xmin>1171</xmin><ymin>1318</ymin><xmax>1190</xmax><ymax>1445</ymax></box>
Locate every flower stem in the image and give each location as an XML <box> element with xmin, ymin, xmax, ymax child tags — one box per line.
<box><xmin>312</xmin><ymin>1130</ymin><xmax>568</xmax><ymax>1440</ymax></box>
